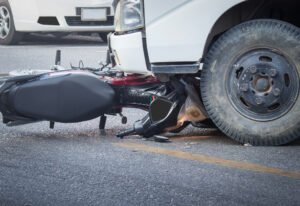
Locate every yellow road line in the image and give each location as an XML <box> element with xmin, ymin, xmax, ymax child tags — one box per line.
<box><xmin>114</xmin><ymin>142</ymin><xmax>300</xmax><ymax>179</ymax></box>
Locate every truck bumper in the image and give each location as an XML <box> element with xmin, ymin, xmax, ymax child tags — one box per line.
<box><xmin>110</xmin><ymin>32</ymin><xmax>150</xmax><ymax>74</ymax></box>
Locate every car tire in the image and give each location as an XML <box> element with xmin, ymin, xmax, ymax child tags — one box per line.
<box><xmin>0</xmin><ymin>0</ymin><xmax>23</xmax><ymax>45</ymax></box>
<box><xmin>201</xmin><ymin>19</ymin><xmax>300</xmax><ymax>146</ymax></box>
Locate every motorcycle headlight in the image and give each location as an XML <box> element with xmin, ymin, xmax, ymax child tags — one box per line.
<box><xmin>115</xmin><ymin>0</ymin><xmax>144</xmax><ymax>33</ymax></box>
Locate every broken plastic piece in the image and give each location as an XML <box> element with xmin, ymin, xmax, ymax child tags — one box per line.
<box><xmin>154</xmin><ymin>135</ymin><xmax>169</xmax><ymax>143</ymax></box>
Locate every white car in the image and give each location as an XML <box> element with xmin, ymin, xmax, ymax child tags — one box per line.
<box><xmin>0</xmin><ymin>0</ymin><xmax>114</xmax><ymax>45</ymax></box>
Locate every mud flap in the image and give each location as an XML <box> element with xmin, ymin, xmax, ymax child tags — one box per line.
<box><xmin>0</xmin><ymin>71</ymin><xmax>115</xmax><ymax>124</ymax></box>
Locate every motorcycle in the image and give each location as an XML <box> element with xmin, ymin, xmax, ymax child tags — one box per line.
<box><xmin>0</xmin><ymin>50</ymin><xmax>210</xmax><ymax>140</ymax></box>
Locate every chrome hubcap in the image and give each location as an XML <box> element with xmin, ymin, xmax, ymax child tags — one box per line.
<box><xmin>0</xmin><ymin>6</ymin><xmax>10</xmax><ymax>39</ymax></box>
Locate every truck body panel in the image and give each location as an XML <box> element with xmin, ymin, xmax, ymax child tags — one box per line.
<box><xmin>145</xmin><ymin>0</ymin><xmax>245</xmax><ymax>63</ymax></box>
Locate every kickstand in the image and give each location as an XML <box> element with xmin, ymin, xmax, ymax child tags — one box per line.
<box><xmin>50</xmin><ymin>121</ymin><xmax>55</xmax><ymax>129</ymax></box>
<box><xmin>99</xmin><ymin>115</ymin><xmax>107</xmax><ymax>130</ymax></box>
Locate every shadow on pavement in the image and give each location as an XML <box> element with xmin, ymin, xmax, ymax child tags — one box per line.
<box><xmin>167</xmin><ymin>127</ymin><xmax>300</xmax><ymax>146</ymax></box>
<box><xmin>289</xmin><ymin>138</ymin><xmax>300</xmax><ymax>146</ymax></box>
<box><xmin>18</xmin><ymin>33</ymin><xmax>106</xmax><ymax>46</ymax></box>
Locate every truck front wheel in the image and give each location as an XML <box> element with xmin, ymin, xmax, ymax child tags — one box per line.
<box><xmin>201</xmin><ymin>19</ymin><xmax>300</xmax><ymax>146</ymax></box>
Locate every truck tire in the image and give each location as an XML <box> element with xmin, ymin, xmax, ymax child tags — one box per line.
<box><xmin>0</xmin><ymin>0</ymin><xmax>23</xmax><ymax>45</ymax></box>
<box><xmin>201</xmin><ymin>19</ymin><xmax>300</xmax><ymax>146</ymax></box>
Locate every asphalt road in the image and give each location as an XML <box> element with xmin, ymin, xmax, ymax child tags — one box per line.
<box><xmin>0</xmin><ymin>34</ymin><xmax>107</xmax><ymax>73</ymax></box>
<box><xmin>0</xmin><ymin>34</ymin><xmax>299</xmax><ymax>206</ymax></box>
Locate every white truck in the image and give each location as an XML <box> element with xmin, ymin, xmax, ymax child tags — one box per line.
<box><xmin>108</xmin><ymin>0</ymin><xmax>300</xmax><ymax>145</ymax></box>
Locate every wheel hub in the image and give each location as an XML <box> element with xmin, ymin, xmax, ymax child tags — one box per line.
<box><xmin>254</xmin><ymin>77</ymin><xmax>270</xmax><ymax>92</ymax></box>
<box><xmin>240</xmin><ymin>64</ymin><xmax>283</xmax><ymax>109</ymax></box>
<box><xmin>227</xmin><ymin>49</ymin><xmax>299</xmax><ymax>121</ymax></box>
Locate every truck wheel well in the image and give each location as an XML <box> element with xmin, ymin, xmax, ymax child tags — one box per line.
<box><xmin>204</xmin><ymin>0</ymin><xmax>300</xmax><ymax>58</ymax></box>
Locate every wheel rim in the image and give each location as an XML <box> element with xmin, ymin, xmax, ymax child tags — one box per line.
<box><xmin>227</xmin><ymin>49</ymin><xmax>299</xmax><ymax>121</ymax></box>
<box><xmin>0</xmin><ymin>6</ymin><xmax>10</xmax><ymax>39</ymax></box>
